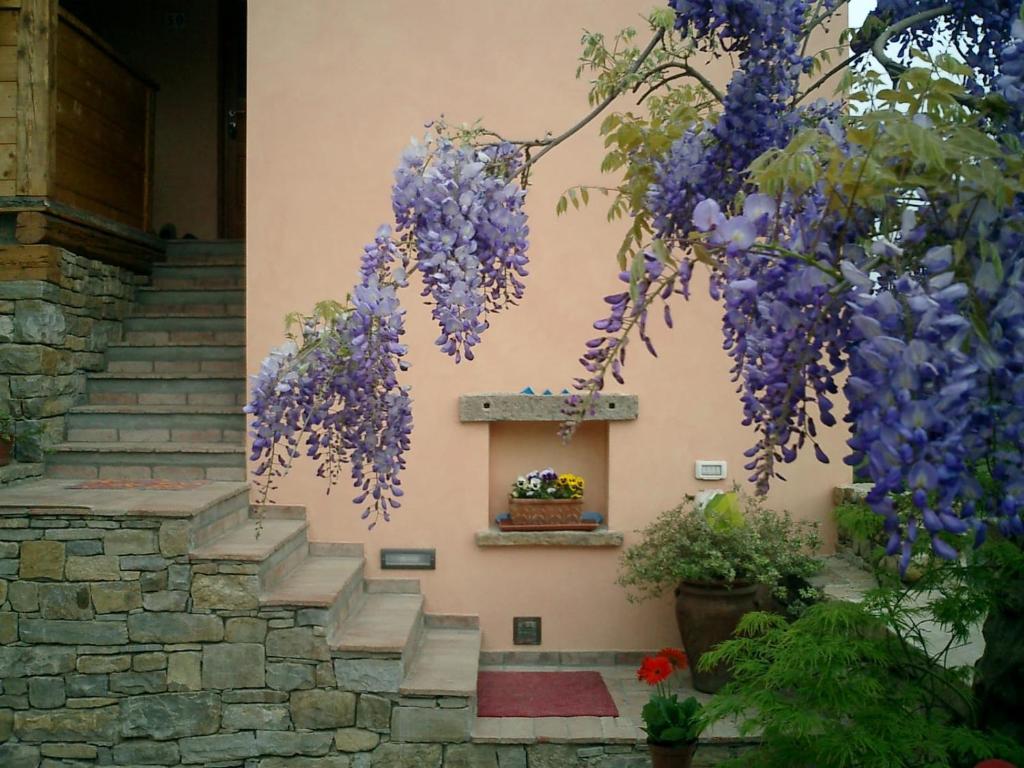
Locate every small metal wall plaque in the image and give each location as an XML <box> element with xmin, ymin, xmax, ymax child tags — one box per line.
<box><xmin>380</xmin><ymin>548</ymin><xmax>436</xmax><ymax>570</ymax></box>
<box><xmin>513</xmin><ymin>616</ymin><xmax>542</xmax><ymax>645</ymax></box>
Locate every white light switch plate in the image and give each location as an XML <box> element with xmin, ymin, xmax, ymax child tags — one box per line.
<box><xmin>695</xmin><ymin>460</ymin><xmax>727</xmax><ymax>481</ymax></box>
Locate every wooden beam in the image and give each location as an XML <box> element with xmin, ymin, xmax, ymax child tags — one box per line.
<box><xmin>15</xmin><ymin>0</ymin><xmax>57</xmax><ymax>196</ymax></box>
<box><xmin>0</xmin><ymin>244</ymin><xmax>62</xmax><ymax>283</ymax></box>
<box><xmin>13</xmin><ymin>210</ymin><xmax>151</xmax><ymax>270</ymax></box>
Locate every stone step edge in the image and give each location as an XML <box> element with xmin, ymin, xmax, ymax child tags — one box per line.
<box><xmin>399</xmin><ymin>627</ymin><xmax>482</xmax><ymax>698</ymax></box>
<box><xmin>108</xmin><ymin>340</ymin><xmax>246</xmax><ymax>349</ymax></box>
<box><xmin>88</xmin><ymin>372</ymin><xmax>245</xmax><ymax>381</ymax></box>
<box><xmin>329</xmin><ymin>593</ymin><xmax>425</xmax><ymax>656</ymax></box>
<box><xmin>424</xmin><ymin>614</ymin><xmax>480</xmax><ymax>630</ymax></box>
<box><xmin>69</xmin><ymin>405</ymin><xmax>244</xmax><ymax>415</ymax></box>
<box><xmin>189</xmin><ymin>518</ymin><xmax>308</xmax><ymax>566</ymax></box>
<box><xmin>50</xmin><ymin>442</ymin><xmax>245</xmax><ymax>454</ymax></box>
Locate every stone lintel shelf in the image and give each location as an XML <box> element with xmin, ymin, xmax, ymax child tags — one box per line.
<box><xmin>459</xmin><ymin>393</ymin><xmax>638</xmax><ymax>422</ymax></box>
<box><xmin>475</xmin><ymin>528</ymin><xmax>624</xmax><ymax>548</ymax></box>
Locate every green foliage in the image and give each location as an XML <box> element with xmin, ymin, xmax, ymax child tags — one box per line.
<box><xmin>618</xmin><ymin>491</ymin><xmax>822</xmax><ymax>603</ymax></box>
<box><xmin>834</xmin><ymin>500</ymin><xmax>886</xmax><ymax>542</ymax></box>
<box><xmin>641</xmin><ymin>694</ymin><xmax>703</xmax><ymax>745</ymax></box>
<box><xmin>567</xmin><ymin>17</ymin><xmax>717</xmax><ymax>270</ymax></box>
<box><xmin>701</xmin><ymin>552</ymin><xmax>1024</xmax><ymax>768</ymax></box>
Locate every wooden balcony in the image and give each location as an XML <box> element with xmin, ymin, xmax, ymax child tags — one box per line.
<box><xmin>0</xmin><ymin>0</ymin><xmax>162</xmax><ymax>269</ymax></box>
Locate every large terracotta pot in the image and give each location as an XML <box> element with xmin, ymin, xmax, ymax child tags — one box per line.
<box><xmin>674</xmin><ymin>580</ymin><xmax>760</xmax><ymax>693</ymax></box>
<box><xmin>0</xmin><ymin>437</ymin><xmax>12</xmax><ymax>467</ymax></box>
<box><xmin>649</xmin><ymin>740</ymin><xmax>697</xmax><ymax>768</ymax></box>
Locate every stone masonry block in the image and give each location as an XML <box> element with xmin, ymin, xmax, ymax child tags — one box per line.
<box><xmin>167</xmin><ymin>651</ymin><xmax>202</xmax><ymax>692</ymax></box>
<box><xmin>90</xmin><ymin>581</ymin><xmax>142</xmax><ymax>613</ymax></box>
<box><xmin>191</xmin><ymin>573</ymin><xmax>260</xmax><ymax>610</ymax></box>
<box><xmin>290</xmin><ymin>688</ymin><xmax>356</xmax><ymax>729</ymax></box>
<box><xmin>266</xmin><ymin>627</ymin><xmax>330</xmax><ymax>660</ymax></box>
<box><xmin>202</xmin><ymin>643</ymin><xmax>266</xmax><ymax>689</ymax></box>
<box><xmin>390</xmin><ymin>706</ymin><xmax>471</xmax><ymax>743</ymax></box>
<box><xmin>128</xmin><ymin>612</ymin><xmax>223</xmax><ymax>643</ymax></box>
<box><xmin>103</xmin><ymin>528</ymin><xmax>158</xmax><ymax>554</ymax></box>
<box><xmin>356</xmin><ymin>693</ymin><xmax>392</xmax><ymax>731</ymax></box>
<box><xmin>19</xmin><ymin>540</ymin><xmax>65</xmax><ymax>579</ymax></box>
<box><xmin>65</xmin><ymin>555</ymin><xmax>120</xmax><ymax>581</ymax></box>
<box><xmin>334</xmin><ymin>658</ymin><xmax>403</xmax><ymax>693</ymax></box>
<box><xmin>120</xmin><ymin>692</ymin><xmax>221</xmax><ymax>740</ymax></box>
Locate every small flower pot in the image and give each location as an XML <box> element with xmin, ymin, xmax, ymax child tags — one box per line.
<box><xmin>0</xmin><ymin>437</ymin><xmax>12</xmax><ymax>467</ymax></box>
<box><xmin>648</xmin><ymin>740</ymin><xmax>697</xmax><ymax>768</ymax></box>
<box><xmin>507</xmin><ymin>496</ymin><xmax>583</xmax><ymax>526</ymax></box>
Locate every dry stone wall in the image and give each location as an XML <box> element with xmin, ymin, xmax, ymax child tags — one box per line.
<box><xmin>0</xmin><ymin>508</ymin><xmax>753</xmax><ymax>766</ymax></box>
<box><xmin>0</xmin><ymin>247</ymin><xmax>139</xmax><ymax>462</ymax></box>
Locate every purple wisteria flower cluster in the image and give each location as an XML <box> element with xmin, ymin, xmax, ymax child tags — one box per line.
<box><xmin>246</xmin><ymin>228</ymin><xmax>412</xmax><ymax>525</ymax></box>
<box><xmin>393</xmin><ymin>136</ymin><xmax>530</xmax><ymax>362</ymax></box>
<box><xmin>573</xmin><ymin>0</ymin><xmax>1024</xmax><ymax>564</ymax></box>
<box><xmin>248</xmin><ymin>133</ymin><xmax>530</xmax><ymax>523</ymax></box>
<box><xmin>650</xmin><ymin>0</ymin><xmax>810</xmax><ymax>242</ymax></box>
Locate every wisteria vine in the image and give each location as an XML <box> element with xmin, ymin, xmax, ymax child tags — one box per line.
<box><xmin>249</xmin><ymin>0</ymin><xmax>1024</xmax><ymax>562</ymax></box>
<box><xmin>247</xmin><ymin>132</ymin><xmax>529</xmax><ymax>523</ymax></box>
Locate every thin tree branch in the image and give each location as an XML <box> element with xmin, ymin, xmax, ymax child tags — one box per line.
<box><xmin>872</xmin><ymin>4</ymin><xmax>952</xmax><ymax>81</ymax></box>
<box><xmin>522</xmin><ymin>27</ymin><xmax>665</xmax><ymax>172</ymax></box>
<box><xmin>635</xmin><ymin>61</ymin><xmax>725</xmax><ymax>103</ymax></box>
<box><xmin>796</xmin><ymin>49</ymin><xmax>867</xmax><ymax>104</ymax></box>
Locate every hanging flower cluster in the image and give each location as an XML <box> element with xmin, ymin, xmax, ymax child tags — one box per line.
<box><xmin>246</xmin><ymin>227</ymin><xmax>412</xmax><ymax>526</ymax></box>
<box><xmin>248</xmin><ymin>132</ymin><xmax>530</xmax><ymax>524</ymax></box>
<box><xmin>392</xmin><ymin>134</ymin><xmax>530</xmax><ymax>362</ymax></box>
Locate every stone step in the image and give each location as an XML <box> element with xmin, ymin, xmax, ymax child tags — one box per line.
<box><xmin>190</xmin><ymin>484</ymin><xmax>253</xmax><ymax>549</ymax></box>
<box><xmin>86</xmin><ymin>373</ymin><xmax>246</xmax><ymax>407</ymax></box>
<box><xmin>65</xmin><ymin>407</ymin><xmax>245</xmax><ymax>444</ymax></box>
<box><xmin>124</xmin><ymin>316</ymin><xmax>245</xmax><ymax>334</ymax></box>
<box><xmin>104</xmin><ymin>345</ymin><xmax>245</xmax><ymax>375</ymax></box>
<box><xmin>109</xmin><ymin>335</ymin><xmax>243</xmax><ymax>348</ymax></box>
<box><xmin>130</xmin><ymin>303</ymin><xmax>245</xmax><ymax>318</ymax></box>
<box><xmin>45</xmin><ymin>442</ymin><xmax>246</xmax><ymax>482</ymax></box>
<box><xmin>190</xmin><ymin>516</ymin><xmax>309</xmax><ymax>592</ymax></box>
<box><xmin>331</xmin><ymin>592</ymin><xmax>424</xmax><ymax>656</ymax></box>
<box><xmin>164</xmin><ymin>239</ymin><xmax>245</xmax><ymax>264</ymax></box>
<box><xmin>123</xmin><ymin>330</ymin><xmax>246</xmax><ymax>346</ymax></box>
<box><xmin>150</xmin><ymin>264</ymin><xmax>245</xmax><ymax>290</ymax></box>
<box><xmin>261</xmin><ymin>554</ymin><xmax>367</xmax><ymax>633</ymax></box>
<box><xmin>136</xmin><ymin>287</ymin><xmax>246</xmax><ymax>306</ymax></box>
<box><xmin>400</xmin><ymin>627</ymin><xmax>481</xmax><ymax>698</ymax></box>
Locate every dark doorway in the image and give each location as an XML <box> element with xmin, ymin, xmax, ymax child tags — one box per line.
<box><xmin>57</xmin><ymin>0</ymin><xmax>245</xmax><ymax>240</ymax></box>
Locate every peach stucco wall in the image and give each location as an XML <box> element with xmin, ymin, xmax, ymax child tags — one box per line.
<box><xmin>246</xmin><ymin>0</ymin><xmax>850</xmax><ymax>651</ymax></box>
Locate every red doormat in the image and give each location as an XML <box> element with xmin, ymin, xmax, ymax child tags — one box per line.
<box><xmin>68</xmin><ymin>479</ymin><xmax>210</xmax><ymax>491</ymax></box>
<box><xmin>476</xmin><ymin>671</ymin><xmax>619</xmax><ymax>717</ymax></box>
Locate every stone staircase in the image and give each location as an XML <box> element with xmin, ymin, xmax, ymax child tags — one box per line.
<box><xmin>188</xmin><ymin>489</ymin><xmax>484</xmax><ymax>743</ymax></box>
<box><xmin>45</xmin><ymin>240</ymin><xmax>248</xmax><ymax>482</ymax></box>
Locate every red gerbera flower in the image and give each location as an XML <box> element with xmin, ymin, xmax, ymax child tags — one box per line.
<box><xmin>637</xmin><ymin>655</ymin><xmax>674</xmax><ymax>685</ymax></box>
<box><xmin>975</xmin><ymin>761</ymin><xmax>1016</xmax><ymax>768</ymax></box>
<box><xmin>659</xmin><ymin>647</ymin><xmax>689</xmax><ymax>670</ymax></box>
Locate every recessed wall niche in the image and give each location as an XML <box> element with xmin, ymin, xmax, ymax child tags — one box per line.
<box><xmin>487</xmin><ymin>420</ymin><xmax>609</xmax><ymax>527</ymax></box>
<box><xmin>459</xmin><ymin>392</ymin><xmax>638</xmax><ymax>530</ymax></box>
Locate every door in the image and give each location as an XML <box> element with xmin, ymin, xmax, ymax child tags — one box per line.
<box><xmin>219</xmin><ymin>0</ymin><xmax>246</xmax><ymax>238</ymax></box>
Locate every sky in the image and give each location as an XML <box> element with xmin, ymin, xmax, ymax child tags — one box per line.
<box><xmin>849</xmin><ymin>0</ymin><xmax>876</xmax><ymax>27</ymax></box>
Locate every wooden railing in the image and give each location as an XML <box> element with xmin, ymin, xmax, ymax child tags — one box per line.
<box><xmin>0</xmin><ymin>0</ymin><xmax>156</xmax><ymax>232</ymax></box>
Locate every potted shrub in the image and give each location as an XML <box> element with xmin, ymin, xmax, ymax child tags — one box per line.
<box><xmin>508</xmin><ymin>467</ymin><xmax>584</xmax><ymax>526</ymax></box>
<box><xmin>637</xmin><ymin>648</ymin><xmax>703</xmax><ymax>768</ymax></box>
<box><xmin>619</xmin><ymin>491</ymin><xmax>822</xmax><ymax>692</ymax></box>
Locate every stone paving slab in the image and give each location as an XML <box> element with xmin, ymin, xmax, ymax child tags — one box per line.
<box><xmin>0</xmin><ymin>478</ymin><xmax>249</xmax><ymax>517</ymax></box>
